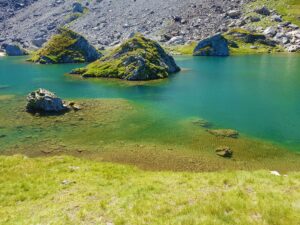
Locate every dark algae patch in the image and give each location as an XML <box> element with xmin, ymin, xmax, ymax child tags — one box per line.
<box><xmin>71</xmin><ymin>34</ymin><xmax>180</xmax><ymax>80</ymax></box>
<box><xmin>1</xmin><ymin>96</ymin><xmax>299</xmax><ymax>172</ymax></box>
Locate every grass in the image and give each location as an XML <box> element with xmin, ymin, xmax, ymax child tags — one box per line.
<box><xmin>0</xmin><ymin>155</ymin><xmax>299</xmax><ymax>225</ymax></box>
<box><xmin>164</xmin><ymin>42</ymin><xmax>198</xmax><ymax>55</ymax></box>
<box><xmin>224</xmin><ymin>28</ymin><xmax>283</xmax><ymax>55</ymax></box>
<box><xmin>244</xmin><ymin>0</ymin><xmax>300</xmax><ymax>27</ymax></box>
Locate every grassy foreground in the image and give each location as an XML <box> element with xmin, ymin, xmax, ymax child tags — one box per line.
<box><xmin>0</xmin><ymin>155</ymin><xmax>300</xmax><ymax>225</ymax></box>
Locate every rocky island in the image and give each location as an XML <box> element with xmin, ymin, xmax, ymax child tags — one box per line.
<box><xmin>28</xmin><ymin>28</ymin><xmax>101</xmax><ymax>64</ymax></box>
<box><xmin>71</xmin><ymin>34</ymin><xmax>180</xmax><ymax>80</ymax></box>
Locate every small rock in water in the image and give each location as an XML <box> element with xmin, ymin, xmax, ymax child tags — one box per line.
<box><xmin>215</xmin><ymin>146</ymin><xmax>233</xmax><ymax>158</ymax></box>
<box><xmin>208</xmin><ymin>129</ymin><xmax>239</xmax><ymax>138</ymax></box>
<box><xmin>26</xmin><ymin>88</ymin><xmax>69</xmax><ymax>114</ymax></box>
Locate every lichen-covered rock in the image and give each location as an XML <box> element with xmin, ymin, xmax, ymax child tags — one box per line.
<box><xmin>193</xmin><ymin>34</ymin><xmax>229</xmax><ymax>56</ymax></box>
<box><xmin>71</xmin><ymin>34</ymin><xmax>180</xmax><ymax>81</ymax></box>
<box><xmin>3</xmin><ymin>43</ymin><xmax>27</xmax><ymax>56</ymax></box>
<box><xmin>29</xmin><ymin>28</ymin><xmax>101</xmax><ymax>64</ymax></box>
<box><xmin>26</xmin><ymin>88</ymin><xmax>69</xmax><ymax>113</ymax></box>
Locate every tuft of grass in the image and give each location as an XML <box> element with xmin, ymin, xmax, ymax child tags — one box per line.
<box><xmin>0</xmin><ymin>155</ymin><xmax>299</xmax><ymax>225</ymax></box>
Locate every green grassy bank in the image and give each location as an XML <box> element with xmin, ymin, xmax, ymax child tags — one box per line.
<box><xmin>0</xmin><ymin>155</ymin><xmax>299</xmax><ymax>225</ymax></box>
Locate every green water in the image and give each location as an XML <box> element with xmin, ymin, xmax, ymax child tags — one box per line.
<box><xmin>0</xmin><ymin>54</ymin><xmax>300</xmax><ymax>150</ymax></box>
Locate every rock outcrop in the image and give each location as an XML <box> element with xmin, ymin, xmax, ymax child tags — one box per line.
<box><xmin>3</xmin><ymin>43</ymin><xmax>27</xmax><ymax>56</ymax></box>
<box><xmin>29</xmin><ymin>28</ymin><xmax>101</xmax><ymax>64</ymax></box>
<box><xmin>71</xmin><ymin>34</ymin><xmax>180</xmax><ymax>81</ymax></box>
<box><xmin>26</xmin><ymin>88</ymin><xmax>69</xmax><ymax>113</ymax></box>
<box><xmin>193</xmin><ymin>34</ymin><xmax>229</xmax><ymax>56</ymax></box>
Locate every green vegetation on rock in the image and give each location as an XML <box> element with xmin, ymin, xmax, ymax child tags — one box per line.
<box><xmin>224</xmin><ymin>28</ymin><xmax>283</xmax><ymax>54</ymax></box>
<box><xmin>0</xmin><ymin>155</ymin><xmax>299</xmax><ymax>225</ymax></box>
<box><xmin>71</xmin><ymin>34</ymin><xmax>180</xmax><ymax>81</ymax></box>
<box><xmin>244</xmin><ymin>0</ymin><xmax>300</xmax><ymax>27</ymax></box>
<box><xmin>29</xmin><ymin>28</ymin><xmax>101</xmax><ymax>64</ymax></box>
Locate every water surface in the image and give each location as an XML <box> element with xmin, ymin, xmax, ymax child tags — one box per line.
<box><xmin>0</xmin><ymin>54</ymin><xmax>300</xmax><ymax>150</ymax></box>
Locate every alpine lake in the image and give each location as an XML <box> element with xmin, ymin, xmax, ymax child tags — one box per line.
<box><xmin>0</xmin><ymin>54</ymin><xmax>300</xmax><ymax>172</ymax></box>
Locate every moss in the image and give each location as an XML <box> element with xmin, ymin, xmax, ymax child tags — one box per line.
<box><xmin>29</xmin><ymin>28</ymin><xmax>99</xmax><ymax>64</ymax></box>
<box><xmin>72</xmin><ymin>34</ymin><xmax>179</xmax><ymax>80</ymax></box>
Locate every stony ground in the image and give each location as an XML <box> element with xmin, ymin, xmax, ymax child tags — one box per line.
<box><xmin>0</xmin><ymin>0</ymin><xmax>249</xmax><ymax>49</ymax></box>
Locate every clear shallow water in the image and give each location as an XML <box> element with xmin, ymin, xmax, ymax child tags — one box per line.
<box><xmin>0</xmin><ymin>55</ymin><xmax>300</xmax><ymax>150</ymax></box>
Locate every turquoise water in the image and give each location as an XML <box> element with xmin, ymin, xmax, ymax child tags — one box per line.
<box><xmin>0</xmin><ymin>55</ymin><xmax>300</xmax><ymax>149</ymax></box>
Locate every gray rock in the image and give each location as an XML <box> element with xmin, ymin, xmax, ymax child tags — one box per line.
<box><xmin>282</xmin><ymin>37</ymin><xmax>289</xmax><ymax>45</ymax></box>
<box><xmin>167</xmin><ymin>36</ymin><xmax>185</xmax><ymax>45</ymax></box>
<box><xmin>31</xmin><ymin>38</ymin><xmax>47</xmax><ymax>47</ymax></box>
<box><xmin>255</xmin><ymin>6</ymin><xmax>270</xmax><ymax>16</ymax></box>
<box><xmin>287</xmin><ymin>45</ymin><xmax>300</xmax><ymax>52</ymax></box>
<box><xmin>193</xmin><ymin>33</ymin><xmax>229</xmax><ymax>56</ymax></box>
<box><xmin>271</xmin><ymin>15</ymin><xmax>282</xmax><ymax>22</ymax></box>
<box><xmin>227</xmin><ymin>10</ymin><xmax>241</xmax><ymax>19</ymax></box>
<box><xmin>26</xmin><ymin>88</ymin><xmax>69</xmax><ymax>113</ymax></box>
<box><xmin>72</xmin><ymin>2</ymin><xmax>84</xmax><ymax>13</ymax></box>
<box><xmin>3</xmin><ymin>43</ymin><xmax>27</xmax><ymax>56</ymax></box>
<box><xmin>263</xmin><ymin>27</ymin><xmax>277</xmax><ymax>37</ymax></box>
<box><xmin>250</xmin><ymin>16</ymin><xmax>260</xmax><ymax>22</ymax></box>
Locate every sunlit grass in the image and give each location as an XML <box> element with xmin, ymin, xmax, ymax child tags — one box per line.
<box><xmin>0</xmin><ymin>155</ymin><xmax>299</xmax><ymax>225</ymax></box>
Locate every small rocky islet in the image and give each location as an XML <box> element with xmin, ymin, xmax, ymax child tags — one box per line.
<box><xmin>71</xmin><ymin>34</ymin><xmax>181</xmax><ymax>80</ymax></box>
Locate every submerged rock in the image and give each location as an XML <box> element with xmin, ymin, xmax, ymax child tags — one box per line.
<box><xmin>208</xmin><ymin>129</ymin><xmax>239</xmax><ymax>138</ymax></box>
<box><xmin>3</xmin><ymin>43</ymin><xmax>27</xmax><ymax>56</ymax></box>
<box><xmin>192</xmin><ymin>118</ymin><xmax>212</xmax><ymax>128</ymax></box>
<box><xmin>29</xmin><ymin>28</ymin><xmax>101</xmax><ymax>64</ymax></box>
<box><xmin>71</xmin><ymin>34</ymin><xmax>180</xmax><ymax>81</ymax></box>
<box><xmin>26</xmin><ymin>88</ymin><xmax>69</xmax><ymax>113</ymax></box>
<box><xmin>193</xmin><ymin>34</ymin><xmax>229</xmax><ymax>56</ymax></box>
<box><xmin>215</xmin><ymin>146</ymin><xmax>233</xmax><ymax>158</ymax></box>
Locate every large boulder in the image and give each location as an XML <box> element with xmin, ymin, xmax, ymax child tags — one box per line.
<box><xmin>71</xmin><ymin>34</ymin><xmax>180</xmax><ymax>81</ymax></box>
<box><xmin>29</xmin><ymin>28</ymin><xmax>101</xmax><ymax>64</ymax></box>
<box><xmin>26</xmin><ymin>88</ymin><xmax>69</xmax><ymax>113</ymax></box>
<box><xmin>3</xmin><ymin>43</ymin><xmax>27</xmax><ymax>56</ymax></box>
<box><xmin>193</xmin><ymin>34</ymin><xmax>229</xmax><ymax>56</ymax></box>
